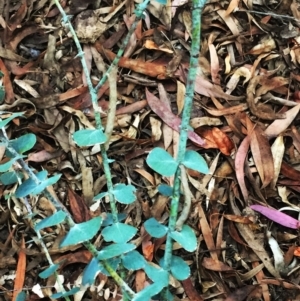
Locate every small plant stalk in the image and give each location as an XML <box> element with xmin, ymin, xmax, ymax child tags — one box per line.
<box><xmin>163</xmin><ymin>0</ymin><xmax>207</xmax><ymax>280</ymax></box>
<box><xmin>54</xmin><ymin>0</ymin><xmax>150</xmax><ymax>223</ymax></box>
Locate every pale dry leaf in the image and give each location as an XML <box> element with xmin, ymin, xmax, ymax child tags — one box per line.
<box><xmin>144</xmin><ymin>40</ymin><xmax>173</xmax><ymax>53</ymax></box>
<box><xmin>123</xmin><ymin>114</ymin><xmax>140</xmax><ymax>139</ymax></box>
<box><xmin>176</xmin><ymin>80</ymin><xmax>185</xmax><ymax>115</ymax></box>
<box><xmin>172</xmin><ymin>130</ymin><xmax>179</xmax><ymax>161</ymax></box>
<box><xmin>162</xmin><ymin>123</ymin><xmax>173</xmax><ymax>150</ymax></box>
<box><xmin>230</xmin><ymin>198</ymin><xmax>280</xmax><ymax>278</ymax></box>
<box><xmin>235</xmin><ymin>136</ymin><xmax>250</xmax><ymax>201</ymax></box>
<box><xmin>238</xmin><ymin>263</ymin><xmax>264</xmax><ymax>281</ymax></box>
<box><xmin>81</xmin><ymin>167</ymin><xmax>94</xmax><ymax>205</ymax></box>
<box><xmin>277</xmin><ymin>186</ymin><xmax>298</xmax><ymax>209</ymax></box>
<box><xmin>265</xmin><ymin>104</ymin><xmax>300</xmax><ymax>138</ymax></box>
<box><xmin>14</xmin><ymin>79</ymin><xmax>40</xmax><ymax>98</ymax></box>
<box><xmin>217</xmin><ymin>9</ymin><xmax>240</xmax><ymax>35</ymax></box>
<box><xmin>271</xmin><ymin>136</ymin><xmax>284</xmax><ymax>189</ymax></box>
<box><xmin>197</xmin><ymin>204</ymin><xmax>218</xmax><ymax>261</ymax></box>
<box><xmin>134</xmin><ymin>169</ymin><xmax>155</xmax><ymax>186</ymax></box>
<box><xmin>150</xmin><ymin>116</ymin><xmax>162</xmax><ymax>141</ymax></box>
<box><xmin>226</xmin><ymin>67</ymin><xmax>251</xmax><ymax>95</ymax></box>
<box><xmin>226</xmin><ymin>0</ymin><xmax>239</xmax><ymax>15</ymax></box>
<box><xmin>267</xmin><ymin>231</ymin><xmax>285</xmax><ymax>272</ymax></box>
<box><xmin>190</xmin><ymin>117</ymin><xmax>222</xmax><ymax>128</ymax></box>
<box><xmin>224</xmin><ymin>53</ymin><xmax>231</xmax><ymax>74</ymax></box>
<box><xmin>61</xmin><ymin>106</ymin><xmax>96</xmax><ymax>128</ymax></box>
<box><xmin>171</xmin><ymin>0</ymin><xmax>188</xmax><ymax>16</ymax></box>
<box><xmin>248</xmin><ymin>36</ymin><xmax>276</xmax><ymax>55</ymax></box>
<box><xmin>250</xmin><ymin>125</ymin><xmax>274</xmax><ymax>188</ymax></box>
<box><xmin>82</xmin><ymin>45</ymin><xmax>92</xmax><ymax>86</ymax></box>
<box><xmin>209</xmin><ymin>43</ymin><xmax>220</xmax><ymax>85</ymax></box>
<box><xmin>181</xmin><ymin>9</ymin><xmax>192</xmax><ymax>40</ymax></box>
<box><xmin>148</xmin><ymin>0</ymin><xmax>171</xmax><ymax>28</ymax></box>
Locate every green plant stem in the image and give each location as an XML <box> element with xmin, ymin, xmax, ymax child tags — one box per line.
<box><xmin>163</xmin><ymin>0</ymin><xmax>207</xmax><ymax>289</ymax></box>
<box><xmin>94</xmin><ymin>0</ymin><xmax>150</xmax><ymax>92</ymax></box>
<box><xmin>2</xmin><ymin>137</ymin><xmax>134</xmax><ymax>297</ymax></box>
<box><xmin>54</xmin><ymin>0</ymin><xmax>150</xmax><ymax>224</ymax></box>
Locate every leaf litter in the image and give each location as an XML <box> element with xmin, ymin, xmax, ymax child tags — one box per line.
<box><xmin>1</xmin><ymin>0</ymin><xmax>300</xmax><ymax>300</ymax></box>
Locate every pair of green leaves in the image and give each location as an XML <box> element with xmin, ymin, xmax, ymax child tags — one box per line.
<box><xmin>144</xmin><ymin>218</ymin><xmax>197</xmax><ymax>252</ymax></box>
<box><xmin>146</xmin><ymin>147</ymin><xmax>208</xmax><ymax>177</ymax></box>
<box><xmin>0</xmin><ymin>132</ymin><xmax>36</xmax><ymax>185</ymax></box>
<box><xmin>94</xmin><ymin>183</ymin><xmax>136</xmax><ymax>205</ymax></box>
<box><xmin>82</xmin><ymin>250</ymin><xmax>169</xmax><ymax>301</ymax></box>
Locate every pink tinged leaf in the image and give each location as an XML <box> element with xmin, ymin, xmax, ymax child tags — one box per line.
<box><xmin>250</xmin><ymin>205</ymin><xmax>300</xmax><ymax>229</ymax></box>
<box><xmin>235</xmin><ymin>136</ymin><xmax>250</xmax><ymax>201</ymax></box>
<box><xmin>145</xmin><ymin>88</ymin><xmax>206</xmax><ymax>146</ymax></box>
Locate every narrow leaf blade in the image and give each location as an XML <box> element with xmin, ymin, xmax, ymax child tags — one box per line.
<box><xmin>250</xmin><ymin>205</ymin><xmax>299</xmax><ymax>229</ymax></box>
<box><xmin>97</xmin><ymin>243</ymin><xmax>135</xmax><ymax>260</ymax></box>
<box><xmin>39</xmin><ymin>263</ymin><xmax>60</xmax><ymax>279</ymax></box>
<box><xmin>35</xmin><ymin>211</ymin><xmax>67</xmax><ymax>231</ymax></box>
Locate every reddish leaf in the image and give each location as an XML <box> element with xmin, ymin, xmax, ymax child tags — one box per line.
<box><xmin>280</xmin><ymin>161</ymin><xmax>300</xmax><ymax>180</ymax></box>
<box><xmin>235</xmin><ymin>136</ymin><xmax>250</xmax><ymax>201</ymax></box>
<box><xmin>68</xmin><ymin>188</ymin><xmax>91</xmax><ymax>223</ymax></box>
<box><xmin>211</xmin><ymin>127</ymin><xmax>235</xmax><ymax>155</ymax></box>
<box><xmin>146</xmin><ymin>88</ymin><xmax>206</xmax><ymax>146</ymax></box>
<box><xmin>225</xmin><ymin>285</ymin><xmax>257</xmax><ymax>301</ymax></box>
<box><xmin>223</xmin><ymin>214</ymin><xmax>254</xmax><ymax>224</ymax></box>
<box><xmin>8</xmin><ymin>0</ymin><xmax>27</xmax><ymax>31</ymax></box>
<box><xmin>202</xmin><ymin>257</ymin><xmax>233</xmax><ymax>271</ymax></box>
<box><xmin>0</xmin><ymin>58</ymin><xmax>14</xmax><ymax>103</ymax></box>
<box><xmin>181</xmin><ymin>278</ymin><xmax>204</xmax><ymax>301</ymax></box>
<box><xmin>250</xmin><ymin>205</ymin><xmax>300</xmax><ymax>229</ymax></box>
<box><xmin>12</xmin><ymin>237</ymin><xmax>26</xmax><ymax>301</ymax></box>
<box><xmin>250</xmin><ymin>125</ymin><xmax>274</xmax><ymax>188</ymax></box>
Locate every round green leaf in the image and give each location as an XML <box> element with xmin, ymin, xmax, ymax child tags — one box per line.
<box><xmin>112</xmin><ymin>184</ymin><xmax>136</xmax><ymax>204</ymax></box>
<box><xmin>160</xmin><ymin>256</ymin><xmax>190</xmax><ymax>281</ymax></box>
<box><xmin>144</xmin><ymin>217</ymin><xmax>168</xmax><ymax>238</ymax></box>
<box><xmin>122</xmin><ymin>250</ymin><xmax>146</xmax><ymax>270</ymax></box>
<box><xmin>144</xmin><ymin>262</ymin><xmax>169</xmax><ymax>286</ymax></box>
<box><xmin>97</xmin><ymin>243</ymin><xmax>135</xmax><ymax>260</ymax></box>
<box><xmin>102</xmin><ymin>222</ymin><xmax>137</xmax><ymax>243</ymax></box>
<box><xmin>60</xmin><ymin>216</ymin><xmax>102</xmax><ymax>247</ymax></box>
<box><xmin>73</xmin><ymin>129</ymin><xmax>107</xmax><ymax>146</ymax></box>
<box><xmin>182</xmin><ymin>150</ymin><xmax>209</xmax><ymax>174</ymax></box>
<box><xmin>170</xmin><ymin>224</ymin><xmax>197</xmax><ymax>252</ymax></box>
<box><xmin>146</xmin><ymin>147</ymin><xmax>178</xmax><ymax>176</ymax></box>
<box><xmin>35</xmin><ymin>210</ymin><xmax>67</xmax><ymax>231</ymax></box>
